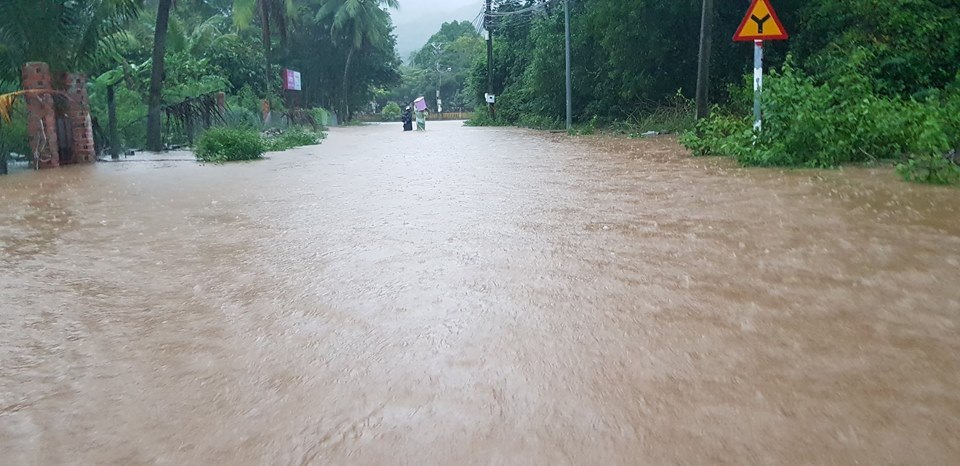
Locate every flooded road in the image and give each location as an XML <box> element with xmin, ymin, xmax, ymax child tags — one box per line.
<box><xmin>2</xmin><ymin>121</ymin><xmax>960</xmax><ymax>464</ymax></box>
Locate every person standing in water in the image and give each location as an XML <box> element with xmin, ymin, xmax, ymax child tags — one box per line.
<box><xmin>416</xmin><ymin>107</ymin><xmax>426</xmax><ymax>131</ymax></box>
<box><xmin>402</xmin><ymin>106</ymin><xmax>413</xmax><ymax>131</ymax></box>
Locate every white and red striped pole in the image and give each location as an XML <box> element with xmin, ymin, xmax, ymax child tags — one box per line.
<box><xmin>753</xmin><ymin>40</ymin><xmax>763</xmax><ymax>131</ymax></box>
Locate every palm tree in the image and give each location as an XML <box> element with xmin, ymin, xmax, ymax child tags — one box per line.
<box><xmin>0</xmin><ymin>0</ymin><xmax>141</xmax><ymax>85</ymax></box>
<box><xmin>315</xmin><ymin>0</ymin><xmax>398</xmax><ymax>121</ymax></box>
<box><xmin>233</xmin><ymin>0</ymin><xmax>294</xmax><ymax>102</ymax></box>
<box><xmin>146</xmin><ymin>0</ymin><xmax>173</xmax><ymax>151</ymax></box>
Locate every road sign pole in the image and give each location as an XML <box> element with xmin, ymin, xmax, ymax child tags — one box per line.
<box><xmin>753</xmin><ymin>40</ymin><xmax>763</xmax><ymax>131</ymax></box>
<box><xmin>734</xmin><ymin>0</ymin><xmax>788</xmax><ymax>130</ymax></box>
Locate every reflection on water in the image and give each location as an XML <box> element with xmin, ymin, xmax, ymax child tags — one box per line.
<box><xmin>2</xmin><ymin>122</ymin><xmax>959</xmax><ymax>464</ymax></box>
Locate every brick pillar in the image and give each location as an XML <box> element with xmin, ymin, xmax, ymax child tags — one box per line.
<box><xmin>261</xmin><ymin>99</ymin><xmax>271</xmax><ymax>124</ymax></box>
<box><xmin>216</xmin><ymin>92</ymin><xmax>226</xmax><ymax>113</ymax></box>
<box><xmin>21</xmin><ymin>62</ymin><xmax>59</xmax><ymax>168</ymax></box>
<box><xmin>63</xmin><ymin>72</ymin><xmax>95</xmax><ymax>164</ymax></box>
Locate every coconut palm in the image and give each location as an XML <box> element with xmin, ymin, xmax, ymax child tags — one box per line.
<box><xmin>146</xmin><ymin>3</ymin><xmax>235</xmax><ymax>151</ymax></box>
<box><xmin>146</xmin><ymin>0</ymin><xmax>174</xmax><ymax>151</ymax></box>
<box><xmin>0</xmin><ymin>0</ymin><xmax>141</xmax><ymax>86</ymax></box>
<box><xmin>232</xmin><ymin>0</ymin><xmax>295</xmax><ymax>100</ymax></box>
<box><xmin>315</xmin><ymin>0</ymin><xmax>398</xmax><ymax>120</ymax></box>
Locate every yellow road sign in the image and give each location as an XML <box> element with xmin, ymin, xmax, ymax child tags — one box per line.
<box><xmin>734</xmin><ymin>0</ymin><xmax>788</xmax><ymax>42</ymax></box>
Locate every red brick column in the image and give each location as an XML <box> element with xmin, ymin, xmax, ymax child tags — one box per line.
<box><xmin>63</xmin><ymin>72</ymin><xmax>95</xmax><ymax>164</ymax></box>
<box><xmin>21</xmin><ymin>62</ymin><xmax>59</xmax><ymax>168</ymax></box>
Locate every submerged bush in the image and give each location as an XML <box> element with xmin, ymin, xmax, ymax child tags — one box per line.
<box><xmin>680</xmin><ymin>114</ymin><xmax>752</xmax><ymax>158</ymax></box>
<box><xmin>195</xmin><ymin>127</ymin><xmax>265</xmax><ymax>162</ymax></box>
<box><xmin>263</xmin><ymin>128</ymin><xmax>324</xmax><ymax>152</ymax></box>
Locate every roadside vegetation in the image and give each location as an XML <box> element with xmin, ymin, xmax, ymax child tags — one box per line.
<box><xmin>194</xmin><ymin>125</ymin><xmax>325</xmax><ymax>163</ymax></box>
<box><xmin>466</xmin><ymin>0</ymin><xmax>960</xmax><ymax>184</ymax></box>
<box><xmin>195</xmin><ymin>127</ymin><xmax>265</xmax><ymax>162</ymax></box>
<box><xmin>3</xmin><ymin>1</ymin><xmax>959</xmax><ymax>182</ymax></box>
<box><xmin>1</xmin><ymin>0</ymin><xmax>401</xmax><ymax>170</ymax></box>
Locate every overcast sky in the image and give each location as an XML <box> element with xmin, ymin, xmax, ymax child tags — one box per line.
<box><xmin>391</xmin><ymin>0</ymin><xmax>483</xmax><ymax>62</ymax></box>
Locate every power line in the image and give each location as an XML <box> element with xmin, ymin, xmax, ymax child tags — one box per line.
<box><xmin>486</xmin><ymin>1</ymin><xmax>552</xmax><ymax>17</ymax></box>
<box><xmin>474</xmin><ymin>0</ymin><xmax>559</xmax><ymax>32</ymax></box>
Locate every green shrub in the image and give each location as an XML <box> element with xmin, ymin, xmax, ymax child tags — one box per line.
<box><xmin>310</xmin><ymin>107</ymin><xmax>331</xmax><ymax>127</ymax></box>
<box><xmin>0</xmin><ymin>111</ymin><xmax>29</xmax><ymax>174</ymax></box>
<box><xmin>569</xmin><ymin>115</ymin><xmax>598</xmax><ymax>135</ymax></box>
<box><xmin>223</xmin><ymin>108</ymin><xmax>261</xmax><ymax>130</ymax></box>
<box><xmin>381</xmin><ymin>102</ymin><xmax>402</xmax><ymax>121</ymax></box>
<box><xmin>229</xmin><ymin>85</ymin><xmax>262</xmax><ymax>116</ymax></box>
<box><xmin>681</xmin><ymin>60</ymin><xmax>960</xmax><ymax>184</ymax></box>
<box><xmin>263</xmin><ymin>128</ymin><xmax>324</xmax><ymax>152</ymax></box>
<box><xmin>113</xmin><ymin>86</ymin><xmax>148</xmax><ymax>150</ymax></box>
<box><xmin>0</xmin><ymin>105</ymin><xmax>29</xmax><ymax>159</ymax></box>
<box><xmin>195</xmin><ymin>127</ymin><xmax>265</xmax><ymax>163</ymax></box>
<box><xmin>897</xmin><ymin>155</ymin><xmax>960</xmax><ymax>184</ymax></box>
<box><xmin>680</xmin><ymin>114</ymin><xmax>754</xmax><ymax>158</ymax></box>
<box><xmin>613</xmin><ymin>91</ymin><xmax>696</xmax><ymax>136</ymax></box>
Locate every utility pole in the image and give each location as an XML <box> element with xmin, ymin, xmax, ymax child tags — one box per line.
<box><xmin>486</xmin><ymin>0</ymin><xmax>495</xmax><ymax>119</ymax></box>
<box><xmin>695</xmin><ymin>0</ymin><xmax>714</xmax><ymax>121</ymax></box>
<box><xmin>564</xmin><ymin>0</ymin><xmax>572</xmax><ymax>131</ymax></box>
<box><xmin>433</xmin><ymin>43</ymin><xmax>444</xmax><ymax>113</ymax></box>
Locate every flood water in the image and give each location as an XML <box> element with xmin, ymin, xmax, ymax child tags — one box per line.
<box><xmin>2</xmin><ymin>121</ymin><xmax>959</xmax><ymax>464</ymax></box>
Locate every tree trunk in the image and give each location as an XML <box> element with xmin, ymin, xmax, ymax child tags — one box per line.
<box><xmin>146</xmin><ymin>0</ymin><xmax>172</xmax><ymax>152</ymax></box>
<box><xmin>340</xmin><ymin>47</ymin><xmax>354</xmax><ymax>122</ymax></box>
<box><xmin>107</xmin><ymin>85</ymin><xmax>119</xmax><ymax>159</ymax></box>
<box><xmin>261</xmin><ymin>1</ymin><xmax>272</xmax><ymax>103</ymax></box>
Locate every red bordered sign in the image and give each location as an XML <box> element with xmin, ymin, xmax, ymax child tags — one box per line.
<box><xmin>733</xmin><ymin>0</ymin><xmax>788</xmax><ymax>42</ymax></box>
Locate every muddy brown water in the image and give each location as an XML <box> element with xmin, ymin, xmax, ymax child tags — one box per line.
<box><xmin>2</xmin><ymin>121</ymin><xmax>959</xmax><ymax>464</ymax></box>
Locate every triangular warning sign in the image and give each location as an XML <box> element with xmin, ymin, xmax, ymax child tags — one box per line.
<box><xmin>733</xmin><ymin>0</ymin><xmax>788</xmax><ymax>42</ymax></box>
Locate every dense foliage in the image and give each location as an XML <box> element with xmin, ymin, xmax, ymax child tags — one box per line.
<box><xmin>3</xmin><ymin>0</ymin><xmax>960</xmax><ymax>183</ymax></box>
<box><xmin>0</xmin><ymin>0</ymin><xmax>399</xmax><ymax>163</ymax></box>
<box><xmin>470</xmin><ymin>0</ymin><xmax>960</xmax><ymax>182</ymax></box>
<box><xmin>383</xmin><ymin>21</ymin><xmax>483</xmax><ymax>113</ymax></box>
